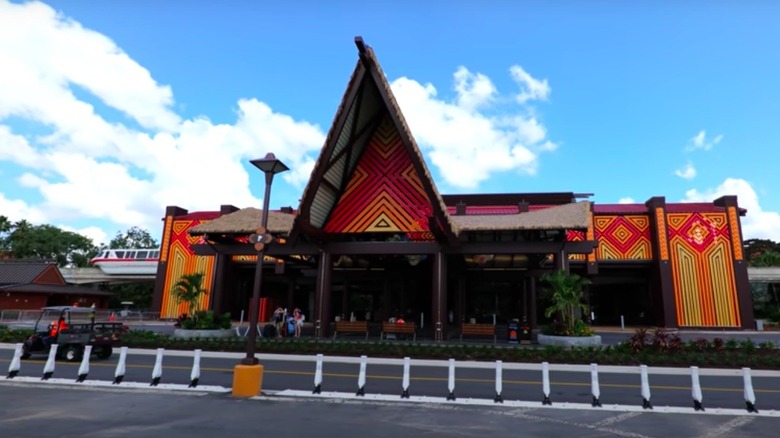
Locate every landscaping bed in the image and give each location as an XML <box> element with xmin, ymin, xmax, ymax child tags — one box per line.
<box><xmin>2</xmin><ymin>326</ymin><xmax>778</xmax><ymax>369</ymax></box>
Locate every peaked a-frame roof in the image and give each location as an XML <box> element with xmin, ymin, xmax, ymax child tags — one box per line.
<box><xmin>290</xmin><ymin>37</ymin><xmax>457</xmax><ymax>243</ymax></box>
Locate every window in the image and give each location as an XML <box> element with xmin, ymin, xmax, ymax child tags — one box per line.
<box><xmin>137</xmin><ymin>251</ymin><xmax>148</xmax><ymax>259</ymax></box>
<box><xmin>115</xmin><ymin>251</ymin><xmax>125</xmax><ymax>258</ymax></box>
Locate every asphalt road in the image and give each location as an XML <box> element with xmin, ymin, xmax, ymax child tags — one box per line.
<box><xmin>2</xmin><ymin>349</ymin><xmax>779</xmax><ymax>411</ymax></box>
<box><xmin>0</xmin><ymin>384</ymin><xmax>777</xmax><ymax>438</ymax></box>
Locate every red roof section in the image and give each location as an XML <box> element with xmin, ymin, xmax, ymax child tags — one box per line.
<box><xmin>177</xmin><ymin>211</ymin><xmax>221</xmax><ymax>220</ymax></box>
<box><xmin>666</xmin><ymin>203</ymin><xmax>725</xmax><ymax>213</ymax></box>
<box><xmin>593</xmin><ymin>204</ymin><xmax>648</xmax><ymax>214</ymax></box>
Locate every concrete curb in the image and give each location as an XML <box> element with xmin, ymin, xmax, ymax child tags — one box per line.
<box><xmin>0</xmin><ymin>376</ymin><xmax>230</xmax><ymax>394</ymax></box>
<box><xmin>3</xmin><ymin>342</ymin><xmax>780</xmax><ymax>377</ymax></box>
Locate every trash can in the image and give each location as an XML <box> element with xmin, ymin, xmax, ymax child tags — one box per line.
<box><xmin>519</xmin><ymin>321</ymin><xmax>532</xmax><ymax>343</ymax></box>
<box><xmin>507</xmin><ymin>320</ymin><xmax>519</xmax><ymax>344</ymax></box>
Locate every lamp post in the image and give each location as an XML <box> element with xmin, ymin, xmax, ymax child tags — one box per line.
<box><xmin>242</xmin><ymin>152</ymin><xmax>289</xmax><ymax>366</ymax></box>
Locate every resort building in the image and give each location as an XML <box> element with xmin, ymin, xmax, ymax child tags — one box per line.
<box><xmin>151</xmin><ymin>38</ymin><xmax>754</xmax><ymax>336</ymax></box>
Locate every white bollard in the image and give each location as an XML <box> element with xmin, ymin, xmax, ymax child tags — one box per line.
<box><xmin>76</xmin><ymin>345</ymin><xmax>92</xmax><ymax>382</ymax></box>
<box><xmin>542</xmin><ymin>362</ymin><xmax>551</xmax><ymax>405</ymax></box>
<box><xmin>7</xmin><ymin>343</ymin><xmax>22</xmax><ymax>379</ymax></box>
<box><xmin>356</xmin><ymin>355</ymin><xmax>367</xmax><ymax>396</ymax></box>
<box><xmin>189</xmin><ymin>349</ymin><xmax>201</xmax><ymax>388</ymax></box>
<box><xmin>691</xmin><ymin>366</ymin><xmax>704</xmax><ymax>411</ymax></box>
<box><xmin>150</xmin><ymin>348</ymin><xmax>164</xmax><ymax>386</ymax></box>
<box><xmin>113</xmin><ymin>346</ymin><xmax>128</xmax><ymax>384</ymax></box>
<box><xmin>743</xmin><ymin>367</ymin><xmax>758</xmax><ymax>413</ymax></box>
<box><xmin>494</xmin><ymin>360</ymin><xmax>503</xmax><ymax>403</ymax></box>
<box><xmin>42</xmin><ymin>344</ymin><xmax>58</xmax><ymax>380</ymax></box>
<box><xmin>313</xmin><ymin>353</ymin><xmax>323</xmax><ymax>394</ymax></box>
<box><xmin>620</xmin><ymin>315</ymin><xmax>625</xmax><ymax>331</ymax></box>
<box><xmin>640</xmin><ymin>364</ymin><xmax>652</xmax><ymax>409</ymax></box>
<box><xmin>401</xmin><ymin>356</ymin><xmax>410</xmax><ymax>399</ymax></box>
<box><xmin>590</xmin><ymin>363</ymin><xmax>601</xmax><ymax>407</ymax></box>
<box><xmin>446</xmin><ymin>358</ymin><xmax>456</xmax><ymax>401</ymax></box>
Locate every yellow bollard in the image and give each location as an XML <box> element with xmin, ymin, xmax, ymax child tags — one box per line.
<box><xmin>232</xmin><ymin>364</ymin><xmax>264</xmax><ymax>397</ymax></box>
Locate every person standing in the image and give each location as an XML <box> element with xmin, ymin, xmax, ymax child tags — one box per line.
<box><xmin>293</xmin><ymin>308</ymin><xmax>305</xmax><ymax>337</ymax></box>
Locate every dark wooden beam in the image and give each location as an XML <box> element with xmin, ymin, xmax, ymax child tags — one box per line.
<box><xmin>193</xmin><ymin>239</ymin><xmax>597</xmax><ymax>257</ymax></box>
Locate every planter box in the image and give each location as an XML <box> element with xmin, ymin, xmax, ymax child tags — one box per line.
<box><xmin>537</xmin><ymin>333</ymin><xmax>602</xmax><ymax>347</ymax></box>
<box><xmin>173</xmin><ymin>328</ymin><xmax>235</xmax><ymax>339</ymax></box>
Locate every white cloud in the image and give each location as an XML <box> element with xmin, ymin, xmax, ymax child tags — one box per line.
<box><xmin>453</xmin><ymin>66</ymin><xmax>496</xmax><ymax>111</ymax></box>
<box><xmin>618</xmin><ymin>197</ymin><xmax>636</xmax><ymax>204</ymax></box>
<box><xmin>0</xmin><ymin>193</ymin><xmax>47</xmax><ymax>224</ymax></box>
<box><xmin>0</xmin><ymin>0</ymin><xmax>325</xmax><ymax>236</ymax></box>
<box><xmin>509</xmin><ymin>65</ymin><xmax>551</xmax><ymax>103</ymax></box>
<box><xmin>392</xmin><ymin>65</ymin><xmax>555</xmax><ymax>189</ymax></box>
<box><xmin>686</xmin><ymin>130</ymin><xmax>723</xmax><ymax>152</ymax></box>
<box><xmin>683</xmin><ymin>178</ymin><xmax>780</xmax><ymax>241</ymax></box>
<box><xmin>60</xmin><ymin>224</ymin><xmax>108</xmax><ymax>246</ymax></box>
<box><xmin>674</xmin><ymin>162</ymin><xmax>697</xmax><ymax>180</ymax></box>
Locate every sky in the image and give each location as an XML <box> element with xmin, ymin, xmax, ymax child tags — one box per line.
<box><xmin>0</xmin><ymin>0</ymin><xmax>779</xmax><ymax>246</ymax></box>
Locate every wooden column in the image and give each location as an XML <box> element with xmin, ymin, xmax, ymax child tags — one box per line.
<box><xmin>432</xmin><ymin>252</ymin><xmax>448</xmax><ymax>341</ymax></box>
<box><xmin>645</xmin><ymin>196</ymin><xmax>678</xmax><ymax>328</ymax></box>
<box><xmin>314</xmin><ymin>252</ymin><xmax>333</xmax><ymax>338</ymax></box>
<box><xmin>210</xmin><ymin>253</ymin><xmax>228</xmax><ymax>313</ymax></box>
<box><xmin>529</xmin><ymin>275</ymin><xmax>537</xmax><ymax>330</ymax></box>
<box><xmin>287</xmin><ymin>277</ymin><xmax>295</xmax><ymax>310</ymax></box>
<box><xmin>715</xmin><ymin>195</ymin><xmax>756</xmax><ymax>330</ymax></box>
<box><xmin>455</xmin><ymin>275</ymin><xmax>465</xmax><ymax>326</ymax></box>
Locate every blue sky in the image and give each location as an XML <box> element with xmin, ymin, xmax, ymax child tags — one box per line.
<box><xmin>1</xmin><ymin>0</ymin><xmax>778</xmax><ymax>245</ymax></box>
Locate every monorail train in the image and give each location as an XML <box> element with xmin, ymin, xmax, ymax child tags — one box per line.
<box><xmin>91</xmin><ymin>249</ymin><xmax>160</xmax><ymax>275</ymax></box>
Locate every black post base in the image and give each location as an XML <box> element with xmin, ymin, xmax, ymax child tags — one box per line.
<box><xmin>592</xmin><ymin>396</ymin><xmax>601</xmax><ymax>407</ymax></box>
<box><xmin>746</xmin><ymin>401</ymin><xmax>758</xmax><ymax>413</ymax></box>
<box><xmin>356</xmin><ymin>386</ymin><xmax>365</xmax><ymax>397</ymax></box>
<box><xmin>150</xmin><ymin>377</ymin><xmax>160</xmax><ymax>387</ymax></box>
<box><xmin>542</xmin><ymin>395</ymin><xmax>552</xmax><ymax>406</ymax></box>
<box><xmin>76</xmin><ymin>374</ymin><xmax>87</xmax><ymax>383</ymax></box>
<box><xmin>693</xmin><ymin>399</ymin><xmax>705</xmax><ymax>412</ymax></box>
<box><xmin>401</xmin><ymin>389</ymin><xmax>410</xmax><ymax>399</ymax></box>
<box><xmin>447</xmin><ymin>391</ymin><xmax>456</xmax><ymax>401</ymax></box>
<box><xmin>494</xmin><ymin>393</ymin><xmax>503</xmax><ymax>403</ymax></box>
<box><xmin>189</xmin><ymin>378</ymin><xmax>199</xmax><ymax>388</ymax></box>
<box><xmin>642</xmin><ymin>398</ymin><xmax>653</xmax><ymax>410</ymax></box>
<box><xmin>313</xmin><ymin>384</ymin><xmax>321</xmax><ymax>394</ymax></box>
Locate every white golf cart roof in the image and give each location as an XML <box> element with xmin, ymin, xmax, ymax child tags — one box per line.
<box><xmin>40</xmin><ymin>306</ymin><xmax>93</xmax><ymax>314</ymax></box>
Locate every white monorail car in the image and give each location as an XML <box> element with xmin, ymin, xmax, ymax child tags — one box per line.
<box><xmin>91</xmin><ymin>249</ymin><xmax>160</xmax><ymax>275</ymax></box>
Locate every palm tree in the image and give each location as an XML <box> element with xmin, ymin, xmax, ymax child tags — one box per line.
<box><xmin>171</xmin><ymin>272</ymin><xmax>208</xmax><ymax>322</ymax></box>
<box><xmin>541</xmin><ymin>270</ymin><xmax>591</xmax><ymax>335</ymax></box>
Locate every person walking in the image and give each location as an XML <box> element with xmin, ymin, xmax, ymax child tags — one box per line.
<box><xmin>293</xmin><ymin>308</ymin><xmax>305</xmax><ymax>337</ymax></box>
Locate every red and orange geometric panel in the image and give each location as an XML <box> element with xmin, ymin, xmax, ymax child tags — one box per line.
<box><xmin>594</xmin><ymin>215</ymin><xmax>652</xmax><ymax>260</ymax></box>
<box><xmin>160</xmin><ymin>219</ymin><xmax>215</xmax><ymax>319</ymax></box>
<box><xmin>324</xmin><ymin>116</ymin><xmax>434</xmax><ymax>240</ymax></box>
<box><xmin>667</xmin><ymin>212</ymin><xmax>740</xmax><ymax>327</ymax></box>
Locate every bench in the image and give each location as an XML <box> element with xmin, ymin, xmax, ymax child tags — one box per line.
<box><xmin>333</xmin><ymin>320</ymin><xmax>369</xmax><ymax>340</ymax></box>
<box><xmin>460</xmin><ymin>323</ymin><xmax>496</xmax><ymax>344</ymax></box>
<box><xmin>381</xmin><ymin>322</ymin><xmax>416</xmax><ymax>341</ymax></box>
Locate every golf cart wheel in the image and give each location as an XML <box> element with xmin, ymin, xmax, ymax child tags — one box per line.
<box><xmin>63</xmin><ymin>345</ymin><xmax>83</xmax><ymax>362</ymax></box>
<box><xmin>96</xmin><ymin>346</ymin><xmax>112</xmax><ymax>360</ymax></box>
<box><xmin>21</xmin><ymin>344</ymin><xmax>31</xmax><ymax>360</ymax></box>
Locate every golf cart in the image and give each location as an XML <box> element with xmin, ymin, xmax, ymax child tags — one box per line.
<box><xmin>21</xmin><ymin>306</ymin><xmax>125</xmax><ymax>362</ymax></box>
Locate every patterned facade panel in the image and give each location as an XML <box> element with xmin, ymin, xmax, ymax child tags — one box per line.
<box><xmin>566</xmin><ymin>230</ymin><xmax>586</xmax><ymax>261</ymax></box>
<box><xmin>594</xmin><ymin>215</ymin><xmax>652</xmax><ymax>260</ymax></box>
<box><xmin>667</xmin><ymin>212</ymin><xmax>740</xmax><ymax>327</ymax></box>
<box><xmin>323</xmin><ymin>116</ymin><xmax>434</xmax><ymax>240</ymax></box>
<box><xmin>160</xmin><ymin>219</ymin><xmax>215</xmax><ymax>319</ymax></box>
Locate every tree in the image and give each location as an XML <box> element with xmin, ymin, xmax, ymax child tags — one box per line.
<box><xmin>0</xmin><ymin>218</ymin><xmax>98</xmax><ymax>267</ymax></box>
<box><xmin>745</xmin><ymin>239</ymin><xmax>780</xmax><ymax>266</ymax></box>
<box><xmin>541</xmin><ymin>270</ymin><xmax>592</xmax><ymax>336</ymax></box>
<box><xmin>108</xmin><ymin>226</ymin><xmax>159</xmax><ymax>249</ymax></box>
<box><xmin>751</xmin><ymin>250</ymin><xmax>780</xmax><ymax>268</ymax></box>
<box><xmin>171</xmin><ymin>272</ymin><xmax>208</xmax><ymax>319</ymax></box>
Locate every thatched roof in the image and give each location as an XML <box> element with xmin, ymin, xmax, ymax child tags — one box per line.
<box><xmin>451</xmin><ymin>201</ymin><xmax>591</xmax><ymax>233</ymax></box>
<box><xmin>188</xmin><ymin>208</ymin><xmax>295</xmax><ymax>235</ymax></box>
